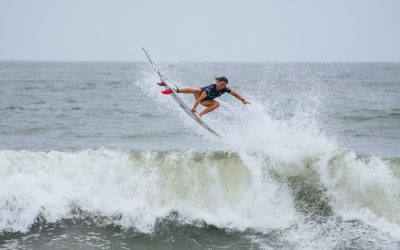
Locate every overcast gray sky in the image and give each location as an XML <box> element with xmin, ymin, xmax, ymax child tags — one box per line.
<box><xmin>0</xmin><ymin>0</ymin><xmax>399</xmax><ymax>62</ymax></box>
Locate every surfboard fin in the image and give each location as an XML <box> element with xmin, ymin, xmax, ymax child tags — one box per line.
<box><xmin>157</xmin><ymin>80</ymin><xmax>167</xmax><ymax>86</ymax></box>
<box><xmin>161</xmin><ymin>89</ymin><xmax>173</xmax><ymax>95</ymax></box>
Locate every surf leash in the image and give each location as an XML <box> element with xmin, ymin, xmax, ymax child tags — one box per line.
<box><xmin>141</xmin><ymin>47</ymin><xmax>179</xmax><ymax>90</ymax></box>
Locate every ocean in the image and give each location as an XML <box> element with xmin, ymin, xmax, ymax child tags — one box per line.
<box><xmin>0</xmin><ymin>62</ymin><xmax>399</xmax><ymax>249</ymax></box>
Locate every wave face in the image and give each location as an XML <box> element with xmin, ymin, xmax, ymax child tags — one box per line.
<box><xmin>1</xmin><ymin>149</ymin><xmax>400</xmax><ymax>248</ymax></box>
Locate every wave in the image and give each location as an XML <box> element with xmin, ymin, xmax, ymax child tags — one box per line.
<box><xmin>1</xmin><ymin>148</ymin><xmax>399</xmax><ymax>242</ymax></box>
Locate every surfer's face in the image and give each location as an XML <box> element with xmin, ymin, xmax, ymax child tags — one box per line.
<box><xmin>216</xmin><ymin>81</ymin><xmax>228</xmax><ymax>90</ymax></box>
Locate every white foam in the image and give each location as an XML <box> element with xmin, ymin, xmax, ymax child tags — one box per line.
<box><xmin>316</xmin><ymin>150</ymin><xmax>400</xmax><ymax>238</ymax></box>
<box><xmin>0</xmin><ymin>149</ymin><xmax>298</xmax><ymax>233</ymax></box>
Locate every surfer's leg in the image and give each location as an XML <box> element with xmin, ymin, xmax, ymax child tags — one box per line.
<box><xmin>199</xmin><ymin>100</ymin><xmax>220</xmax><ymax>117</ymax></box>
<box><xmin>178</xmin><ymin>88</ymin><xmax>203</xmax><ymax>99</ymax></box>
<box><xmin>178</xmin><ymin>88</ymin><xmax>202</xmax><ymax>94</ymax></box>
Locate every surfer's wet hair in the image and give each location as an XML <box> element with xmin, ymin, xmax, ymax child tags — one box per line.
<box><xmin>215</xmin><ymin>76</ymin><xmax>228</xmax><ymax>83</ymax></box>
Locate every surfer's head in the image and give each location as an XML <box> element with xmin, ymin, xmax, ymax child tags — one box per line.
<box><xmin>215</xmin><ymin>76</ymin><xmax>228</xmax><ymax>83</ymax></box>
<box><xmin>215</xmin><ymin>76</ymin><xmax>228</xmax><ymax>89</ymax></box>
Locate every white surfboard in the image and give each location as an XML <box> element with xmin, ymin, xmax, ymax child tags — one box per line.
<box><xmin>161</xmin><ymin>81</ymin><xmax>222</xmax><ymax>137</ymax></box>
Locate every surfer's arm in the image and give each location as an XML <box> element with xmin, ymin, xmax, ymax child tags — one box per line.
<box><xmin>191</xmin><ymin>91</ymin><xmax>207</xmax><ymax>112</ymax></box>
<box><xmin>230</xmin><ymin>90</ymin><xmax>250</xmax><ymax>105</ymax></box>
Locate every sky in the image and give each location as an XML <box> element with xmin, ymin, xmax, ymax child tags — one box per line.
<box><xmin>0</xmin><ymin>0</ymin><xmax>399</xmax><ymax>62</ymax></box>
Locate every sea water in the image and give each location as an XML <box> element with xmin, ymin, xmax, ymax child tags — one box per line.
<box><xmin>0</xmin><ymin>62</ymin><xmax>399</xmax><ymax>249</ymax></box>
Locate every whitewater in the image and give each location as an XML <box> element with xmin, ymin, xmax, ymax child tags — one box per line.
<box><xmin>0</xmin><ymin>62</ymin><xmax>399</xmax><ymax>249</ymax></box>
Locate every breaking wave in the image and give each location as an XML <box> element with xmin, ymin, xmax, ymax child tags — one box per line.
<box><xmin>1</xmin><ymin>148</ymin><xmax>399</xmax><ymax>245</ymax></box>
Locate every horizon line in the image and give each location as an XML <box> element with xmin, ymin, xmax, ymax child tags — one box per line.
<box><xmin>1</xmin><ymin>59</ymin><xmax>399</xmax><ymax>64</ymax></box>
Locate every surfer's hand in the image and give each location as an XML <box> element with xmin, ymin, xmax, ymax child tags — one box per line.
<box><xmin>191</xmin><ymin>107</ymin><xmax>196</xmax><ymax>113</ymax></box>
<box><xmin>242</xmin><ymin>99</ymin><xmax>250</xmax><ymax>105</ymax></box>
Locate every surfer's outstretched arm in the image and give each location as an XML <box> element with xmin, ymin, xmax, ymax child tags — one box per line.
<box><xmin>230</xmin><ymin>90</ymin><xmax>250</xmax><ymax>105</ymax></box>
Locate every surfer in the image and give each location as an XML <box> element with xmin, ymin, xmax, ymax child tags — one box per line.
<box><xmin>161</xmin><ymin>76</ymin><xmax>250</xmax><ymax>117</ymax></box>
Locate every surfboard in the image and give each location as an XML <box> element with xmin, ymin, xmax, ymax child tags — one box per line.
<box><xmin>141</xmin><ymin>47</ymin><xmax>222</xmax><ymax>137</ymax></box>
